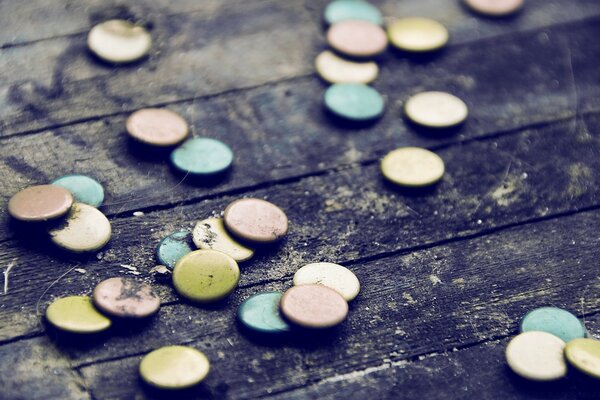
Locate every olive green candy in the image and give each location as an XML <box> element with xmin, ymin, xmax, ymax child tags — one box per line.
<box><xmin>173</xmin><ymin>249</ymin><xmax>240</xmax><ymax>303</ymax></box>
<box><xmin>237</xmin><ymin>292</ymin><xmax>291</xmax><ymax>334</ymax></box>
<box><xmin>46</xmin><ymin>296</ymin><xmax>111</xmax><ymax>333</ymax></box>
<box><xmin>324</xmin><ymin>0</ymin><xmax>383</xmax><ymax>25</ymax></box>
<box><xmin>170</xmin><ymin>137</ymin><xmax>233</xmax><ymax>176</ymax></box>
<box><xmin>324</xmin><ymin>83</ymin><xmax>385</xmax><ymax>121</ymax></box>
<box><xmin>565</xmin><ymin>338</ymin><xmax>600</xmax><ymax>379</ymax></box>
<box><xmin>520</xmin><ymin>307</ymin><xmax>586</xmax><ymax>343</ymax></box>
<box><xmin>52</xmin><ymin>174</ymin><xmax>104</xmax><ymax>208</ymax></box>
<box><xmin>140</xmin><ymin>345</ymin><xmax>210</xmax><ymax>389</ymax></box>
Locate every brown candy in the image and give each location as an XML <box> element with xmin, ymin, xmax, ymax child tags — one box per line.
<box><xmin>223</xmin><ymin>198</ymin><xmax>288</xmax><ymax>243</ymax></box>
<box><xmin>93</xmin><ymin>277</ymin><xmax>160</xmax><ymax>318</ymax></box>
<box><xmin>8</xmin><ymin>185</ymin><xmax>73</xmax><ymax>222</ymax></box>
<box><xmin>280</xmin><ymin>284</ymin><xmax>349</xmax><ymax>329</ymax></box>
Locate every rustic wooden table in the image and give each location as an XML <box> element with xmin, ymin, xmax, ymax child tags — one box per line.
<box><xmin>1</xmin><ymin>1</ymin><xmax>600</xmax><ymax>399</ymax></box>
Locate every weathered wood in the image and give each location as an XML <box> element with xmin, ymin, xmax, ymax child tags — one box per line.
<box><xmin>1</xmin><ymin>112</ymin><xmax>599</xmax><ymax>341</ymax></box>
<box><xmin>1</xmin><ymin>1</ymin><xmax>599</xmax><ymax>138</ymax></box>
<box><xmin>0</xmin><ymin>336</ymin><xmax>90</xmax><ymax>400</ymax></box>
<box><xmin>1</xmin><ymin>17</ymin><xmax>599</xmax><ymax>225</ymax></box>
<box><xmin>2</xmin><ymin>2</ymin><xmax>600</xmax><ymax>399</ymax></box>
<box><xmin>272</xmin><ymin>336</ymin><xmax>600</xmax><ymax>400</ymax></box>
<box><xmin>67</xmin><ymin>209</ymin><xmax>600</xmax><ymax>399</ymax></box>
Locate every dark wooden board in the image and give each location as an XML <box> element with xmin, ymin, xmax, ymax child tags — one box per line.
<box><xmin>2</xmin><ymin>111</ymin><xmax>600</xmax><ymax>342</ymax></box>
<box><xmin>2</xmin><ymin>1</ymin><xmax>600</xmax><ymax>399</ymax></box>
<box><xmin>2</xmin><ymin>15</ymin><xmax>600</xmax><ymax>232</ymax></box>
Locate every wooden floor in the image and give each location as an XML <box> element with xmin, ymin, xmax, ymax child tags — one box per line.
<box><xmin>1</xmin><ymin>0</ymin><xmax>600</xmax><ymax>399</ymax></box>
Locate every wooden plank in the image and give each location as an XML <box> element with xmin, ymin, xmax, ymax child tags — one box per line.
<box><xmin>1</xmin><ymin>18</ymin><xmax>599</xmax><ymax>224</ymax></box>
<box><xmin>0</xmin><ymin>0</ymin><xmax>316</xmax><ymax>137</ymax></box>
<box><xmin>71</xmin><ymin>209</ymin><xmax>600</xmax><ymax>399</ymax></box>
<box><xmin>1</xmin><ymin>2</ymin><xmax>599</xmax><ymax>138</ymax></box>
<box><xmin>0</xmin><ymin>336</ymin><xmax>90</xmax><ymax>400</ymax></box>
<box><xmin>1</xmin><ymin>111</ymin><xmax>600</xmax><ymax>340</ymax></box>
<box><xmin>270</xmin><ymin>336</ymin><xmax>600</xmax><ymax>400</ymax></box>
<box><xmin>0</xmin><ymin>0</ymin><xmax>242</xmax><ymax>48</ymax></box>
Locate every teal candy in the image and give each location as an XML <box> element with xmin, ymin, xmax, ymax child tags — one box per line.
<box><xmin>51</xmin><ymin>174</ymin><xmax>104</xmax><ymax>207</ymax></box>
<box><xmin>156</xmin><ymin>231</ymin><xmax>193</xmax><ymax>269</ymax></box>
<box><xmin>520</xmin><ymin>307</ymin><xmax>586</xmax><ymax>342</ymax></box>
<box><xmin>237</xmin><ymin>292</ymin><xmax>291</xmax><ymax>334</ymax></box>
<box><xmin>324</xmin><ymin>83</ymin><xmax>385</xmax><ymax>121</ymax></box>
<box><xmin>170</xmin><ymin>138</ymin><xmax>233</xmax><ymax>175</ymax></box>
<box><xmin>325</xmin><ymin>0</ymin><xmax>383</xmax><ymax>25</ymax></box>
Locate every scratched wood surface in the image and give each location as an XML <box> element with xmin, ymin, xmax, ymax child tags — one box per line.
<box><xmin>1</xmin><ymin>1</ymin><xmax>600</xmax><ymax>399</ymax></box>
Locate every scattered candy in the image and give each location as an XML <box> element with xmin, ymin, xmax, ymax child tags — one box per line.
<box><xmin>505</xmin><ymin>331</ymin><xmax>567</xmax><ymax>381</ymax></box>
<box><xmin>315</xmin><ymin>50</ymin><xmax>379</xmax><ymax>84</ymax></box>
<box><xmin>49</xmin><ymin>203</ymin><xmax>111</xmax><ymax>252</ymax></box>
<box><xmin>387</xmin><ymin>17</ymin><xmax>449</xmax><ymax>53</ymax></box>
<box><xmin>280</xmin><ymin>284</ymin><xmax>348</xmax><ymax>329</ymax></box>
<box><xmin>8</xmin><ymin>185</ymin><xmax>73</xmax><ymax>222</ymax></box>
<box><xmin>224</xmin><ymin>198</ymin><xmax>288</xmax><ymax>244</ymax></box>
<box><xmin>324</xmin><ymin>83</ymin><xmax>385</xmax><ymax>121</ymax></box>
<box><xmin>51</xmin><ymin>174</ymin><xmax>104</xmax><ymax>208</ymax></box>
<box><xmin>324</xmin><ymin>0</ymin><xmax>383</xmax><ymax>25</ymax></box>
<box><xmin>293</xmin><ymin>262</ymin><xmax>360</xmax><ymax>301</ymax></box>
<box><xmin>126</xmin><ymin>108</ymin><xmax>189</xmax><ymax>147</ymax></box>
<box><xmin>156</xmin><ymin>231</ymin><xmax>193</xmax><ymax>269</ymax></box>
<box><xmin>46</xmin><ymin>296</ymin><xmax>111</xmax><ymax>334</ymax></box>
<box><xmin>93</xmin><ymin>277</ymin><xmax>160</xmax><ymax>319</ymax></box>
<box><xmin>404</xmin><ymin>91</ymin><xmax>468</xmax><ymax>128</ymax></box>
<box><xmin>520</xmin><ymin>307</ymin><xmax>586</xmax><ymax>343</ymax></box>
<box><xmin>170</xmin><ymin>137</ymin><xmax>233</xmax><ymax>176</ymax></box>
<box><xmin>565</xmin><ymin>338</ymin><xmax>600</xmax><ymax>380</ymax></box>
<box><xmin>238</xmin><ymin>292</ymin><xmax>291</xmax><ymax>334</ymax></box>
<box><xmin>87</xmin><ymin>19</ymin><xmax>152</xmax><ymax>63</ymax></box>
<box><xmin>192</xmin><ymin>217</ymin><xmax>254</xmax><ymax>262</ymax></box>
<box><xmin>381</xmin><ymin>147</ymin><xmax>445</xmax><ymax>187</ymax></box>
<box><xmin>172</xmin><ymin>249</ymin><xmax>240</xmax><ymax>303</ymax></box>
<box><xmin>327</xmin><ymin>20</ymin><xmax>387</xmax><ymax>58</ymax></box>
<box><xmin>464</xmin><ymin>0</ymin><xmax>524</xmax><ymax>17</ymax></box>
<box><xmin>139</xmin><ymin>346</ymin><xmax>210</xmax><ymax>389</ymax></box>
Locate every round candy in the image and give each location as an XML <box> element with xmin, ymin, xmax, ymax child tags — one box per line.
<box><xmin>126</xmin><ymin>108</ymin><xmax>189</xmax><ymax>147</ymax></box>
<box><xmin>172</xmin><ymin>250</ymin><xmax>240</xmax><ymax>303</ymax></box>
<box><xmin>93</xmin><ymin>277</ymin><xmax>160</xmax><ymax>318</ymax></box>
<box><xmin>505</xmin><ymin>331</ymin><xmax>567</xmax><ymax>381</ymax></box>
<box><xmin>324</xmin><ymin>83</ymin><xmax>384</xmax><ymax>121</ymax></box>
<box><xmin>140</xmin><ymin>346</ymin><xmax>210</xmax><ymax>389</ymax></box>
<box><xmin>156</xmin><ymin>231</ymin><xmax>193</xmax><ymax>269</ymax></box>
<box><xmin>46</xmin><ymin>296</ymin><xmax>111</xmax><ymax>334</ymax></box>
<box><xmin>238</xmin><ymin>292</ymin><xmax>291</xmax><ymax>334</ymax></box>
<box><xmin>315</xmin><ymin>51</ymin><xmax>378</xmax><ymax>85</ymax></box>
<box><xmin>565</xmin><ymin>339</ymin><xmax>600</xmax><ymax>379</ymax></box>
<box><xmin>87</xmin><ymin>19</ymin><xmax>152</xmax><ymax>63</ymax></box>
<box><xmin>192</xmin><ymin>217</ymin><xmax>254</xmax><ymax>262</ymax></box>
<box><xmin>327</xmin><ymin>20</ymin><xmax>387</xmax><ymax>58</ymax></box>
<box><xmin>49</xmin><ymin>203</ymin><xmax>111</xmax><ymax>252</ymax></box>
<box><xmin>324</xmin><ymin>0</ymin><xmax>383</xmax><ymax>25</ymax></box>
<box><xmin>464</xmin><ymin>0</ymin><xmax>524</xmax><ymax>17</ymax></box>
<box><xmin>170</xmin><ymin>138</ymin><xmax>233</xmax><ymax>175</ymax></box>
<box><xmin>520</xmin><ymin>307</ymin><xmax>585</xmax><ymax>343</ymax></box>
<box><xmin>280</xmin><ymin>284</ymin><xmax>349</xmax><ymax>329</ymax></box>
<box><xmin>223</xmin><ymin>198</ymin><xmax>288</xmax><ymax>243</ymax></box>
<box><xmin>51</xmin><ymin>174</ymin><xmax>104</xmax><ymax>208</ymax></box>
<box><xmin>8</xmin><ymin>185</ymin><xmax>73</xmax><ymax>222</ymax></box>
<box><xmin>381</xmin><ymin>147</ymin><xmax>445</xmax><ymax>187</ymax></box>
<box><xmin>404</xmin><ymin>91</ymin><xmax>468</xmax><ymax>128</ymax></box>
<box><xmin>293</xmin><ymin>262</ymin><xmax>360</xmax><ymax>301</ymax></box>
<box><xmin>387</xmin><ymin>17</ymin><xmax>449</xmax><ymax>52</ymax></box>
<box><xmin>224</xmin><ymin>198</ymin><xmax>288</xmax><ymax>244</ymax></box>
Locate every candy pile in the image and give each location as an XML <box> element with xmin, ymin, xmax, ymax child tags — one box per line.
<box><xmin>506</xmin><ymin>307</ymin><xmax>600</xmax><ymax>381</ymax></box>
